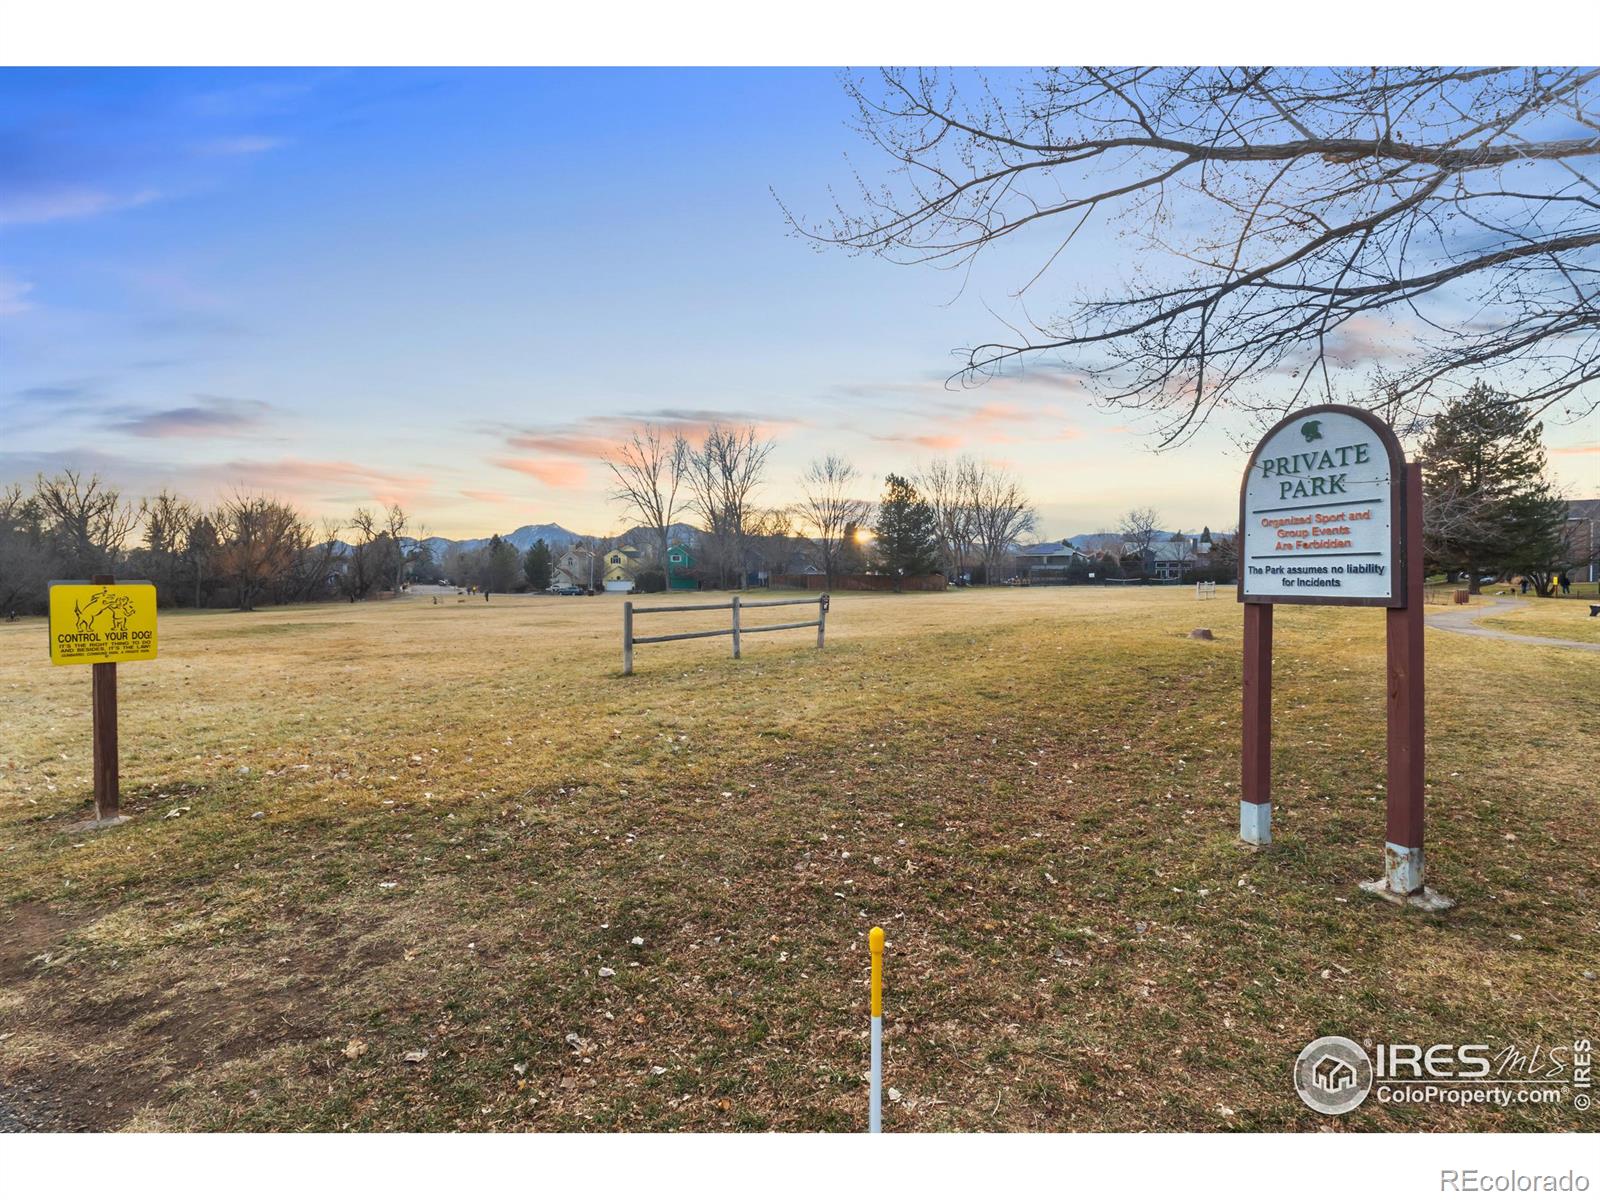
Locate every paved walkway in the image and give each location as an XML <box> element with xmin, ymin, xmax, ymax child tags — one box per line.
<box><xmin>1425</xmin><ymin>595</ymin><xmax>1600</xmax><ymax>654</ymax></box>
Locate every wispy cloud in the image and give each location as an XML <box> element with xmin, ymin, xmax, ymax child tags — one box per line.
<box><xmin>858</xmin><ymin>396</ymin><xmax>1083</xmax><ymax>452</ymax></box>
<box><xmin>0</xmin><ymin>446</ymin><xmax>431</xmax><ymax>515</ymax></box>
<box><xmin>0</xmin><ymin>186</ymin><xmax>161</xmax><ymax>228</ymax></box>
<box><xmin>113</xmin><ymin>394</ymin><xmax>273</xmax><ymax>439</ymax></box>
<box><xmin>183</xmin><ymin>78</ymin><xmax>322</xmax><ymax>121</ymax></box>
<box><xmin>491</xmin><ymin>457</ymin><xmax>589</xmax><ymax>488</ymax></box>
<box><xmin>1322</xmin><ymin>314</ymin><xmax>1410</xmax><ymax>368</ymax></box>
<box><xmin>192</xmin><ymin>135</ymin><xmax>288</xmax><ymax>157</ymax></box>
<box><xmin>211</xmin><ymin>458</ymin><xmax>432</xmax><ymax>509</ymax></box>
<box><xmin>501</xmin><ymin>407</ymin><xmax>796</xmax><ymax>457</ymax></box>
<box><xmin>13</xmin><ymin>382</ymin><xmax>97</xmax><ymax>404</ymax></box>
<box><xmin>1551</xmin><ymin>443</ymin><xmax>1600</xmax><ymax>456</ymax></box>
<box><xmin>0</xmin><ymin>271</ymin><xmax>34</xmax><ymax>317</ymax></box>
<box><xmin>868</xmin><ymin>430</ymin><xmax>965</xmax><ymax>451</ymax></box>
<box><xmin>3</xmin><ymin>380</ymin><xmax>130</xmax><ymax>436</ymax></box>
<box><xmin>503</xmin><ymin>430</ymin><xmax>616</xmax><ymax>458</ymax></box>
<box><xmin>491</xmin><ymin>407</ymin><xmax>803</xmax><ymax>492</ymax></box>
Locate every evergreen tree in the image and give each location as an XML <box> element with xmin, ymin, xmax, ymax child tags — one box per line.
<box><xmin>482</xmin><ymin>534</ymin><xmax>521</xmax><ymax>593</ymax></box>
<box><xmin>523</xmin><ymin>539</ymin><xmax>553</xmax><ymax>590</ymax></box>
<box><xmin>407</xmin><ymin>541</ymin><xmax>439</xmax><ymax>584</ymax></box>
<box><xmin>838</xmin><ymin>520</ymin><xmax>870</xmax><ymax>574</ymax></box>
<box><xmin>1418</xmin><ymin>382</ymin><xmax>1569</xmax><ymax>594</ymax></box>
<box><xmin>872</xmin><ymin>474</ymin><xmax>940</xmax><ymax>587</ymax></box>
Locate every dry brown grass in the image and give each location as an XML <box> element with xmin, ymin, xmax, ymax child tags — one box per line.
<box><xmin>1479</xmin><ymin>596</ymin><xmax>1600</xmax><ymax>644</ymax></box>
<box><xmin>1</xmin><ymin>586</ymin><xmax>1595</xmax><ymax>1131</ymax></box>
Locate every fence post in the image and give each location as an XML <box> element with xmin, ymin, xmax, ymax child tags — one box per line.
<box><xmin>90</xmin><ymin>573</ymin><xmax>119</xmax><ymax>822</ymax></box>
<box><xmin>623</xmin><ymin>601</ymin><xmax>634</xmax><ymax>676</ymax></box>
<box><xmin>817</xmin><ymin>593</ymin><xmax>828</xmax><ymax>649</ymax></box>
<box><xmin>731</xmin><ymin>594</ymin><xmax>742</xmax><ymax>659</ymax></box>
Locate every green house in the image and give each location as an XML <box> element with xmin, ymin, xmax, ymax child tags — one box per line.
<box><xmin>666</xmin><ymin>542</ymin><xmax>697</xmax><ymax>589</ymax></box>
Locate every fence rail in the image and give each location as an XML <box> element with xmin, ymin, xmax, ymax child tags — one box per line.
<box><xmin>623</xmin><ymin>593</ymin><xmax>829</xmax><ymax>675</ymax></box>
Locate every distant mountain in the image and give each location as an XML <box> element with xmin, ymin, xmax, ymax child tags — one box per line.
<box><xmin>392</xmin><ymin>521</ymin><xmax>698</xmax><ymax>562</ymax></box>
<box><xmin>502</xmin><ymin>523</ymin><xmax>584</xmax><ymax>552</ymax></box>
<box><xmin>1064</xmin><ymin>530</ymin><xmax>1212</xmax><ymax>552</ymax></box>
<box><xmin>617</xmin><ymin>522</ymin><xmax>699</xmax><ymax>550</ymax></box>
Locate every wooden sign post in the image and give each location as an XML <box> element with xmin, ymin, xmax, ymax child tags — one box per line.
<box><xmin>1236</xmin><ymin>406</ymin><xmax>1448</xmax><ymax>909</ymax></box>
<box><xmin>47</xmin><ymin>575</ymin><xmax>158</xmax><ymax>826</ymax></box>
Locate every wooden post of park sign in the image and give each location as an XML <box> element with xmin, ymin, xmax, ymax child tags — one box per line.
<box><xmin>47</xmin><ymin>576</ymin><xmax>158</xmax><ymax>824</ymax></box>
<box><xmin>1237</xmin><ymin>405</ymin><xmax>1448</xmax><ymax>909</ymax></box>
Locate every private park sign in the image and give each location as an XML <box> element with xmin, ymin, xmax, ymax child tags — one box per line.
<box><xmin>1236</xmin><ymin>405</ymin><xmax>1448</xmax><ymax>909</ymax></box>
<box><xmin>1240</xmin><ymin>406</ymin><xmax>1403</xmax><ymax>606</ymax></box>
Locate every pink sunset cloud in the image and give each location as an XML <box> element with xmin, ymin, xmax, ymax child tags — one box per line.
<box><xmin>865</xmin><ymin>397</ymin><xmax>1082</xmax><ymax>451</ymax></box>
<box><xmin>209</xmin><ymin>457</ymin><xmax>433</xmax><ymax>509</ymax></box>
<box><xmin>492</xmin><ymin>457</ymin><xmax>589</xmax><ymax>488</ymax></box>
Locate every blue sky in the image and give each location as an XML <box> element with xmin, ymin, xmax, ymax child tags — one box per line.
<box><xmin>2</xmin><ymin>68</ymin><xmax>1596</xmax><ymax>539</ymax></box>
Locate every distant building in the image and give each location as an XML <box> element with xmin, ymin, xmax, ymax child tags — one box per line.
<box><xmin>1569</xmin><ymin>500</ymin><xmax>1599</xmax><ymax>583</ymax></box>
<box><xmin>553</xmin><ymin>547</ymin><xmax>595</xmax><ymax>591</ymax></box>
<box><xmin>666</xmin><ymin>541</ymin><xmax>697</xmax><ymax>590</ymax></box>
<box><xmin>1127</xmin><ymin>530</ymin><xmax>1214</xmax><ymax>581</ymax></box>
<box><xmin>1014</xmin><ymin>540</ymin><xmax>1091</xmax><ymax>584</ymax></box>
<box><xmin>602</xmin><ymin>545</ymin><xmax>642</xmax><ymax>592</ymax></box>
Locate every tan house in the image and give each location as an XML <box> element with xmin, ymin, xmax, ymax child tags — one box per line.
<box><xmin>553</xmin><ymin>547</ymin><xmax>595</xmax><ymax>591</ymax></box>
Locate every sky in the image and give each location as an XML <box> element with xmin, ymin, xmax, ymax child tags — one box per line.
<box><xmin>2</xmin><ymin>67</ymin><xmax>1597</xmax><ymax>542</ymax></box>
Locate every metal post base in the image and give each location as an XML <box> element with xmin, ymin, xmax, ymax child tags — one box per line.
<box><xmin>1239</xmin><ymin>800</ymin><xmax>1271</xmax><ymax>846</ymax></box>
<box><xmin>1359</xmin><ymin>846</ymin><xmax>1454</xmax><ymax>910</ymax></box>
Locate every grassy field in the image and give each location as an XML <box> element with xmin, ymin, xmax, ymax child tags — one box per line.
<box><xmin>1</xmin><ymin>586</ymin><xmax>1595</xmax><ymax>1132</ymax></box>
<box><xmin>1479</xmin><ymin>595</ymin><xmax>1600</xmax><ymax>644</ymax></box>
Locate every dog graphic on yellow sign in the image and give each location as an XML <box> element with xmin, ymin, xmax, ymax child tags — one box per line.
<box><xmin>75</xmin><ymin>587</ymin><xmax>138</xmax><ymax>634</ymax></box>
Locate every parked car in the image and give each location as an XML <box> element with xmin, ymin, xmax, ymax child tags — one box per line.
<box><xmin>547</xmin><ymin>585</ymin><xmax>585</xmax><ymax>596</ymax></box>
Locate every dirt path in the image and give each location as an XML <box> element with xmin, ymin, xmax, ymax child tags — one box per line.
<box><xmin>1425</xmin><ymin>595</ymin><xmax>1600</xmax><ymax>654</ymax></box>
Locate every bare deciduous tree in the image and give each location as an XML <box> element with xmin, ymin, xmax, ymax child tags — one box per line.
<box><xmin>132</xmin><ymin>489</ymin><xmax>200</xmax><ymax>605</ymax></box>
<box><xmin>791</xmin><ymin>68</ymin><xmax>1600</xmax><ymax>443</ymax></box>
<box><xmin>918</xmin><ymin>456</ymin><xmax>981</xmax><ymax>582</ymax></box>
<box><xmin>796</xmin><ymin>455</ymin><xmax>874</xmax><ymax>588</ymax></box>
<box><xmin>183</xmin><ymin>513</ymin><xmax>219</xmax><ymax>609</ymax></box>
<box><xmin>684</xmin><ymin>424</ymin><xmax>774</xmax><ymax>588</ymax></box>
<box><xmin>384</xmin><ymin>503</ymin><xmax>410</xmax><ymax>592</ymax></box>
<box><xmin>0</xmin><ymin>483</ymin><xmax>53</xmax><ymax>614</ymax></box>
<box><xmin>1119</xmin><ymin>507</ymin><xmax>1163</xmax><ymax>576</ymax></box>
<box><xmin>33</xmin><ymin>470</ymin><xmax>138</xmax><ymax>576</ymax></box>
<box><xmin>747</xmin><ymin>506</ymin><xmax>798</xmax><ymax>583</ymax></box>
<box><xmin>969</xmin><ymin>463</ymin><xmax>1036</xmax><ymax>584</ymax></box>
<box><xmin>604</xmin><ymin>425</ymin><xmax>689</xmax><ymax>571</ymax></box>
<box><xmin>214</xmin><ymin>493</ymin><xmax>312</xmax><ymax>611</ymax></box>
<box><xmin>344</xmin><ymin>508</ymin><xmax>380</xmax><ymax>600</ymax></box>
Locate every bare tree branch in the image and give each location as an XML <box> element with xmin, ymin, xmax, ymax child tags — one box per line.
<box><xmin>785</xmin><ymin>67</ymin><xmax>1600</xmax><ymax>443</ymax></box>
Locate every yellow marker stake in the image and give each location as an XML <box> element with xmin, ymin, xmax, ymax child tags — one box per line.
<box><xmin>869</xmin><ymin>926</ymin><xmax>884</xmax><ymax>1133</ymax></box>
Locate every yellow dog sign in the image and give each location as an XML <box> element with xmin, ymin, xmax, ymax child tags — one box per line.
<box><xmin>48</xmin><ymin>581</ymin><xmax>158</xmax><ymax>666</ymax></box>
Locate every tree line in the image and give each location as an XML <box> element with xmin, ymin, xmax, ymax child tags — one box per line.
<box><xmin>0</xmin><ymin>473</ymin><xmax>434</xmax><ymax>615</ymax></box>
<box><xmin>604</xmin><ymin>422</ymin><xmax>1042</xmax><ymax>590</ymax></box>
<box><xmin>6</xmin><ymin>382</ymin><xmax>1582</xmax><ymax>615</ymax></box>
